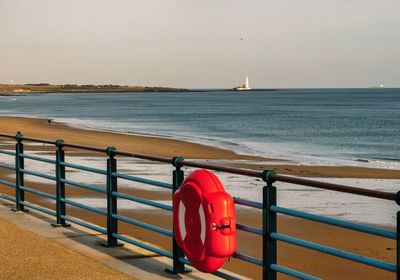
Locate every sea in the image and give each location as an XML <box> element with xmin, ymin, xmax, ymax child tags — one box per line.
<box><xmin>0</xmin><ymin>88</ymin><xmax>399</xmax><ymax>226</ymax></box>
<box><xmin>1</xmin><ymin>88</ymin><xmax>399</xmax><ymax>167</ymax></box>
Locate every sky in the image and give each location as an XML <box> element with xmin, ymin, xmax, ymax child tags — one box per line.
<box><xmin>1</xmin><ymin>0</ymin><xmax>399</xmax><ymax>88</ymax></box>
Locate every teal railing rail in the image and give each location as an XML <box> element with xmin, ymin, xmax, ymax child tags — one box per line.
<box><xmin>0</xmin><ymin>132</ymin><xmax>398</xmax><ymax>280</ymax></box>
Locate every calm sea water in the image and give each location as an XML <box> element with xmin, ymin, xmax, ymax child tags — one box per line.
<box><xmin>1</xmin><ymin>88</ymin><xmax>399</xmax><ymax>168</ymax></box>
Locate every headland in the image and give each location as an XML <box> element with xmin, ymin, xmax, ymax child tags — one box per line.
<box><xmin>0</xmin><ymin>83</ymin><xmax>188</xmax><ymax>94</ymax></box>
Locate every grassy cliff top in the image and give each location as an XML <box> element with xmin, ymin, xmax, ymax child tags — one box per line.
<box><xmin>0</xmin><ymin>83</ymin><xmax>187</xmax><ymax>94</ymax></box>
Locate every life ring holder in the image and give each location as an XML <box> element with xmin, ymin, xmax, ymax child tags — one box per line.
<box><xmin>173</xmin><ymin>169</ymin><xmax>236</xmax><ymax>273</ymax></box>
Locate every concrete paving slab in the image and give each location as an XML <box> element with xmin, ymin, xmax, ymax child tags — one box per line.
<box><xmin>0</xmin><ymin>199</ymin><xmax>250</xmax><ymax>280</ymax></box>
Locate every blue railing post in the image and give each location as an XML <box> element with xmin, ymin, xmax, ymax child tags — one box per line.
<box><xmin>52</xmin><ymin>140</ymin><xmax>70</xmax><ymax>227</ymax></box>
<box><xmin>166</xmin><ymin>156</ymin><xmax>191</xmax><ymax>274</ymax></box>
<box><xmin>397</xmin><ymin>210</ymin><xmax>400</xmax><ymax>280</ymax></box>
<box><xmin>102</xmin><ymin>147</ymin><xmax>122</xmax><ymax>247</ymax></box>
<box><xmin>396</xmin><ymin>192</ymin><xmax>400</xmax><ymax>280</ymax></box>
<box><xmin>12</xmin><ymin>132</ymin><xmax>27</xmax><ymax>212</ymax></box>
<box><xmin>262</xmin><ymin>170</ymin><xmax>277</xmax><ymax>280</ymax></box>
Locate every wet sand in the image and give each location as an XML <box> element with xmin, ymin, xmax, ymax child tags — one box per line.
<box><xmin>0</xmin><ymin>116</ymin><xmax>399</xmax><ymax>279</ymax></box>
<box><xmin>1</xmin><ymin>116</ymin><xmax>400</xmax><ymax>178</ymax></box>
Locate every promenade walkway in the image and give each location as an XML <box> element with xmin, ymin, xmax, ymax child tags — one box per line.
<box><xmin>0</xmin><ymin>199</ymin><xmax>247</xmax><ymax>280</ymax></box>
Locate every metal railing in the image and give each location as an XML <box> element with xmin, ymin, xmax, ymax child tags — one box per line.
<box><xmin>0</xmin><ymin>132</ymin><xmax>398</xmax><ymax>280</ymax></box>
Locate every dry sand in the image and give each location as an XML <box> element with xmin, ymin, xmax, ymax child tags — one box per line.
<box><xmin>0</xmin><ymin>116</ymin><xmax>399</xmax><ymax>279</ymax></box>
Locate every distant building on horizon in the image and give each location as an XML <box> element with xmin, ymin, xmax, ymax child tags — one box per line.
<box><xmin>369</xmin><ymin>84</ymin><xmax>384</xmax><ymax>89</ymax></box>
<box><xmin>233</xmin><ymin>74</ymin><xmax>251</xmax><ymax>91</ymax></box>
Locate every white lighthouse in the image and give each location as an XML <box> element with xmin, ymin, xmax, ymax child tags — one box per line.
<box><xmin>233</xmin><ymin>74</ymin><xmax>251</xmax><ymax>91</ymax></box>
<box><xmin>245</xmin><ymin>74</ymin><xmax>250</xmax><ymax>89</ymax></box>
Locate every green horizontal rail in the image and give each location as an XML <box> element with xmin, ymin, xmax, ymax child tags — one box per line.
<box><xmin>233</xmin><ymin>197</ymin><xmax>263</xmax><ymax>209</ymax></box>
<box><xmin>0</xmin><ymin>150</ymin><xmax>16</xmax><ymax>156</ymax></box>
<box><xmin>60</xmin><ymin>215</ymin><xmax>107</xmax><ymax>234</ymax></box>
<box><xmin>271</xmin><ymin>205</ymin><xmax>396</xmax><ymax>239</ymax></box>
<box><xmin>20</xmin><ymin>186</ymin><xmax>56</xmax><ymax>200</ymax></box>
<box><xmin>112</xmin><ymin>191</ymin><xmax>172</xmax><ymax>211</ymax></box>
<box><xmin>112</xmin><ymin>172</ymin><xmax>172</xmax><ymax>189</ymax></box>
<box><xmin>232</xmin><ymin>252</ymin><xmax>262</xmax><ymax>266</ymax></box>
<box><xmin>236</xmin><ymin>223</ymin><xmax>262</xmax><ymax>235</ymax></box>
<box><xmin>271</xmin><ymin>233</ymin><xmax>396</xmax><ymax>272</ymax></box>
<box><xmin>61</xmin><ymin>198</ymin><xmax>107</xmax><ymax>216</ymax></box>
<box><xmin>0</xmin><ymin>193</ymin><xmax>16</xmax><ymax>202</ymax></box>
<box><xmin>60</xmin><ymin>178</ymin><xmax>107</xmax><ymax>194</ymax></box>
<box><xmin>20</xmin><ymin>153</ymin><xmax>56</xmax><ymax>164</ymax></box>
<box><xmin>20</xmin><ymin>201</ymin><xmax>56</xmax><ymax>216</ymax></box>
<box><xmin>112</xmin><ymin>214</ymin><xmax>173</xmax><ymax>237</ymax></box>
<box><xmin>0</xmin><ymin>179</ymin><xmax>16</xmax><ymax>188</ymax></box>
<box><xmin>113</xmin><ymin>233</ymin><xmax>173</xmax><ymax>258</ymax></box>
<box><xmin>61</xmin><ymin>161</ymin><xmax>107</xmax><ymax>175</ymax></box>
<box><xmin>20</xmin><ymin>168</ymin><xmax>57</xmax><ymax>181</ymax></box>
<box><xmin>0</xmin><ymin>163</ymin><xmax>16</xmax><ymax>171</ymax></box>
<box><xmin>270</xmin><ymin>264</ymin><xmax>321</xmax><ymax>280</ymax></box>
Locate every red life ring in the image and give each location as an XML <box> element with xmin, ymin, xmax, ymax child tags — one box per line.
<box><xmin>173</xmin><ymin>169</ymin><xmax>236</xmax><ymax>273</ymax></box>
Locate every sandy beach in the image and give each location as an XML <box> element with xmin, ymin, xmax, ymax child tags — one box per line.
<box><xmin>0</xmin><ymin>116</ymin><xmax>399</xmax><ymax>279</ymax></box>
<box><xmin>1</xmin><ymin>116</ymin><xmax>399</xmax><ymax>178</ymax></box>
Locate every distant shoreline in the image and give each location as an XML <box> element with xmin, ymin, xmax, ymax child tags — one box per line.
<box><xmin>0</xmin><ymin>83</ymin><xmax>188</xmax><ymax>94</ymax></box>
<box><xmin>190</xmin><ymin>88</ymin><xmax>280</xmax><ymax>92</ymax></box>
<box><xmin>0</xmin><ymin>83</ymin><xmax>284</xmax><ymax>95</ymax></box>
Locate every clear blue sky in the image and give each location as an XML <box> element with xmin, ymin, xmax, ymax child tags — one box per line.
<box><xmin>1</xmin><ymin>0</ymin><xmax>399</xmax><ymax>88</ymax></box>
